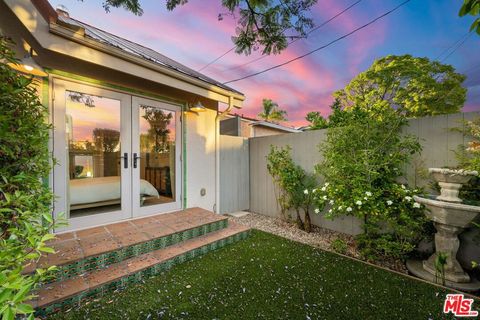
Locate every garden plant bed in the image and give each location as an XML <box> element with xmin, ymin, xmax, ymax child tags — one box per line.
<box><xmin>50</xmin><ymin>229</ymin><xmax>477</xmax><ymax>319</ymax></box>
<box><xmin>229</xmin><ymin>212</ymin><xmax>408</xmax><ymax>274</ymax></box>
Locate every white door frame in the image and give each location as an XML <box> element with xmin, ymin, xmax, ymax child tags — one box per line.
<box><xmin>131</xmin><ymin>96</ymin><xmax>182</xmax><ymax>217</ymax></box>
<box><xmin>52</xmin><ymin>79</ymin><xmax>132</xmax><ymax>232</ymax></box>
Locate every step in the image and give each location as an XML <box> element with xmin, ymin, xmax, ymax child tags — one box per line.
<box><xmin>25</xmin><ymin>208</ymin><xmax>229</xmax><ymax>283</ymax></box>
<box><xmin>31</xmin><ymin>222</ymin><xmax>250</xmax><ymax>316</ymax></box>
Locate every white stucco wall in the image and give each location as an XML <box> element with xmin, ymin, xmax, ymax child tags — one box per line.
<box><xmin>185</xmin><ymin>108</ymin><xmax>217</xmax><ymax>212</ymax></box>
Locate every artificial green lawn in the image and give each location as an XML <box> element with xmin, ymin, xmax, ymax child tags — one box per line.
<box><xmin>51</xmin><ymin>230</ymin><xmax>478</xmax><ymax>320</ymax></box>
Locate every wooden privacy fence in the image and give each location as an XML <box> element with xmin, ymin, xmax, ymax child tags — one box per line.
<box><xmin>248</xmin><ymin>112</ymin><xmax>480</xmax><ymax>235</ymax></box>
<box><xmin>219</xmin><ymin>135</ymin><xmax>250</xmax><ymax>214</ymax></box>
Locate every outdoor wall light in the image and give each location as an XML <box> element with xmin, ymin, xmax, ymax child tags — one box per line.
<box><xmin>189</xmin><ymin>101</ymin><xmax>206</xmax><ymax>113</ymax></box>
<box><xmin>7</xmin><ymin>48</ymin><xmax>48</xmax><ymax>77</ymax></box>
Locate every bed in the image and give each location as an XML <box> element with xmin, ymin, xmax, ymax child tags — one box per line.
<box><xmin>69</xmin><ymin>176</ymin><xmax>159</xmax><ymax>210</ymax></box>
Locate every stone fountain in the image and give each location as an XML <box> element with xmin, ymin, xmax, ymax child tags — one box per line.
<box><xmin>406</xmin><ymin>168</ymin><xmax>480</xmax><ymax>291</ymax></box>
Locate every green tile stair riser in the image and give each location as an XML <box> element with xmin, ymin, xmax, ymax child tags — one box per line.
<box><xmin>182</xmin><ymin>229</ymin><xmax>193</xmax><ymax>241</ymax></box>
<box><xmin>43</xmin><ymin>220</ymin><xmax>227</xmax><ymax>283</ymax></box>
<box><xmin>35</xmin><ymin>231</ymin><xmax>249</xmax><ymax>317</ymax></box>
<box><xmin>154</xmin><ymin>236</ymin><xmax>169</xmax><ymax>249</ymax></box>
<box><xmin>200</xmin><ymin>246</ymin><xmax>209</xmax><ymax>255</ymax></box>
<box><xmin>171</xmin><ymin>233</ymin><xmax>181</xmax><ymax>244</ymax></box>
<box><xmin>192</xmin><ymin>227</ymin><xmax>200</xmax><ymax>237</ymax></box>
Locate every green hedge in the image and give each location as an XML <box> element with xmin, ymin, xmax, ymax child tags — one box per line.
<box><xmin>0</xmin><ymin>37</ymin><xmax>57</xmax><ymax>320</ymax></box>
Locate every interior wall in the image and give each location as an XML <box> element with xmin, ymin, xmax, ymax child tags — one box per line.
<box><xmin>185</xmin><ymin>108</ymin><xmax>217</xmax><ymax>212</ymax></box>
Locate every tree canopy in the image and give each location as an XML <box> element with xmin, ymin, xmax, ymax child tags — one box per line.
<box><xmin>334</xmin><ymin>55</ymin><xmax>467</xmax><ymax>118</ymax></box>
<box><xmin>101</xmin><ymin>0</ymin><xmax>317</xmax><ymax>55</ymax></box>
<box><xmin>305</xmin><ymin>111</ymin><xmax>328</xmax><ymax>130</ymax></box>
<box><xmin>258</xmin><ymin>98</ymin><xmax>287</xmax><ymax>123</ymax></box>
<box><xmin>459</xmin><ymin>0</ymin><xmax>480</xmax><ymax>35</ymax></box>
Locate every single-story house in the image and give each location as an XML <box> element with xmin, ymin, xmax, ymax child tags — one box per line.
<box><xmin>220</xmin><ymin>113</ymin><xmax>301</xmax><ymax>137</ymax></box>
<box><xmin>1</xmin><ymin>0</ymin><xmax>245</xmax><ymax>232</ymax></box>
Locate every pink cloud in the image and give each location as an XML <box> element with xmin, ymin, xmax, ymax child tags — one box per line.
<box><xmin>229</xmin><ymin>72</ymin><xmax>335</xmax><ymax>128</ymax></box>
<box><xmin>64</xmin><ymin>0</ymin><xmax>390</xmax><ymax>127</ymax></box>
<box><xmin>311</xmin><ymin>0</ymin><xmax>388</xmax><ymax>75</ymax></box>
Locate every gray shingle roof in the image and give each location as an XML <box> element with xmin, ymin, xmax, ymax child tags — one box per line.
<box><xmin>57</xmin><ymin>15</ymin><xmax>243</xmax><ymax>95</ymax></box>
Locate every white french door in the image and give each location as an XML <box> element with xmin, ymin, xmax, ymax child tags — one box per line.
<box><xmin>53</xmin><ymin>80</ymin><xmax>181</xmax><ymax>231</ymax></box>
<box><xmin>131</xmin><ymin>96</ymin><xmax>182</xmax><ymax>217</ymax></box>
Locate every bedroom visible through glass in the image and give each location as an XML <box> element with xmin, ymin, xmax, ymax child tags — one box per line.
<box><xmin>66</xmin><ymin>90</ymin><xmax>122</xmax><ymax>218</ymax></box>
<box><xmin>138</xmin><ymin>105</ymin><xmax>176</xmax><ymax>207</ymax></box>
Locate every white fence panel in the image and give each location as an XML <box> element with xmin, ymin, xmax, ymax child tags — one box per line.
<box><xmin>219</xmin><ymin>135</ymin><xmax>250</xmax><ymax>213</ymax></box>
<box><xmin>248</xmin><ymin>112</ymin><xmax>480</xmax><ymax>235</ymax></box>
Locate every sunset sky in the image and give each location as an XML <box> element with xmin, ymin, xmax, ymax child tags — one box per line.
<box><xmin>51</xmin><ymin>0</ymin><xmax>480</xmax><ymax>127</ymax></box>
<box><xmin>67</xmin><ymin>93</ymin><xmax>176</xmax><ymax>142</ymax></box>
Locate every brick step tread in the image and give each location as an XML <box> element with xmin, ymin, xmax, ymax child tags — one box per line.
<box><xmin>32</xmin><ymin>222</ymin><xmax>250</xmax><ymax>309</ymax></box>
<box><xmin>24</xmin><ymin>208</ymin><xmax>228</xmax><ymax>274</ymax></box>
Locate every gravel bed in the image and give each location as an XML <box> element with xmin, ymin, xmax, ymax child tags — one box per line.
<box><xmin>228</xmin><ymin>212</ymin><xmax>408</xmax><ymax>274</ymax></box>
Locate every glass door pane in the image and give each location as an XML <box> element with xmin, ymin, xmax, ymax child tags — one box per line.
<box><xmin>139</xmin><ymin>105</ymin><xmax>176</xmax><ymax>206</ymax></box>
<box><xmin>66</xmin><ymin>90</ymin><xmax>123</xmax><ymax>218</ymax></box>
<box><xmin>132</xmin><ymin>97</ymin><xmax>181</xmax><ymax>216</ymax></box>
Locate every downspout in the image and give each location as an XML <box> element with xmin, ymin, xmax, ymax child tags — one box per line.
<box><xmin>214</xmin><ymin>96</ymin><xmax>234</xmax><ymax>214</ymax></box>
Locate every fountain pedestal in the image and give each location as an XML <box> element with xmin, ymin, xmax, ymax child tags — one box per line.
<box><xmin>437</xmin><ymin>182</ymin><xmax>463</xmax><ymax>203</ymax></box>
<box><xmin>422</xmin><ymin>222</ymin><xmax>469</xmax><ymax>283</ymax></box>
<box><xmin>406</xmin><ymin>168</ymin><xmax>480</xmax><ymax>291</ymax></box>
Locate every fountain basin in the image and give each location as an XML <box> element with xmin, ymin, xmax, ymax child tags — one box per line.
<box><xmin>408</xmin><ymin>195</ymin><xmax>480</xmax><ymax>288</ymax></box>
<box><xmin>407</xmin><ymin>168</ymin><xmax>480</xmax><ymax>290</ymax></box>
<box><xmin>429</xmin><ymin>168</ymin><xmax>478</xmax><ymax>185</ymax></box>
<box><xmin>429</xmin><ymin>168</ymin><xmax>478</xmax><ymax>203</ymax></box>
<box><xmin>414</xmin><ymin>195</ymin><xmax>480</xmax><ymax>227</ymax></box>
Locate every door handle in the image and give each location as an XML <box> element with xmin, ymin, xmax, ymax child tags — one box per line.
<box><xmin>118</xmin><ymin>152</ymin><xmax>128</xmax><ymax>169</ymax></box>
<box><xmin>133</xmin><ymin>153</ymin><xmax>142</xmax><ymax>169</ymax></box>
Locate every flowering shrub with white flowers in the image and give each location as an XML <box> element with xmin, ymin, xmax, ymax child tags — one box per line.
<box><xmin>316</xmin><ymin>181</ymin><xmax>426</xmax><ymax>259</ymax></box>
<box><xmin>315</xmin><ymin>106</ymin><xmax>427</xmax><ymax>260</ymax></box>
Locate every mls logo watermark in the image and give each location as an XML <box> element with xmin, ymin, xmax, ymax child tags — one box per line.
<box><xmin>443</xmin><ymin>294</ymin><xmax>478</xmax><ymax>317</ymax></box>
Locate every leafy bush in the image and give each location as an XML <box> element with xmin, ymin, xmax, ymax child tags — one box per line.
<box><xmin>292</xmin><ymin>173</ymin><xmax>320</xmax><ymax>233</ymax></box>
<box><xmin>456</xmin><ymin>117</ymin><xmax>480</xmax><ymax>172</ymax></box>
<box><xmin>0</xmin><ymin>37</ymin><xmax>57</xmax><ymax>319</ymax></box>
<box><xmin>267</xmin><ymin>145</ymin><xmax>325</xmax><ymax>232</ymax></box>
<box><xmin>316</xmin><ymin>106</ymin><xmax>426</xmax><ymax>260</ymax></box>
<box><xmin>267</xmin><ymin>145</ymin><xmax>302</xmax><ymax>220</ymax></box>
<box><xmin>454</xmin><ymin>117</ymin><xmax>480</xmax><ymax>203</ymax></box>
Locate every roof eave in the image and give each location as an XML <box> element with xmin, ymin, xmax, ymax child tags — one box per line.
<box><xmin>5</xmin><ymin>0</ymin><xmax>244</xmax><ymax>107</ymax></box>
<box><xmin>49</xmin><ymin>22</ymin><xmax>245</xmax><ymax>105</ymax></box>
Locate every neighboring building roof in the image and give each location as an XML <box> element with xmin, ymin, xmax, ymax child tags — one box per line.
<box><xmin>224</xmin><ymin>113</ymin><xmax>301</xmax><ymax>133</ymax></box>
<box><xmin>296</xmin><ymin>126</ymin><xmax>310</xmax><ymax>131</ymax></box>
<box><xmin>251</xmin><ymin>121</ymin><xmax>301</xmax><ymax>133</ymax></box>
<box><xmin>55</xmin><ymin>15</ymin><xmax>242</xmax><ymax>95</ymax></box>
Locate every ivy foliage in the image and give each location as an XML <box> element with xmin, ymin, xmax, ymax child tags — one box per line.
<box><xmin>315</xmin><ymin>105</ymin><xmax>426</xmax><ymax>260</ymax></box>
<box><xmin>0</xmin><ymin>37</ymin><xmax>57</xmax><ymax>320</ymax></box>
